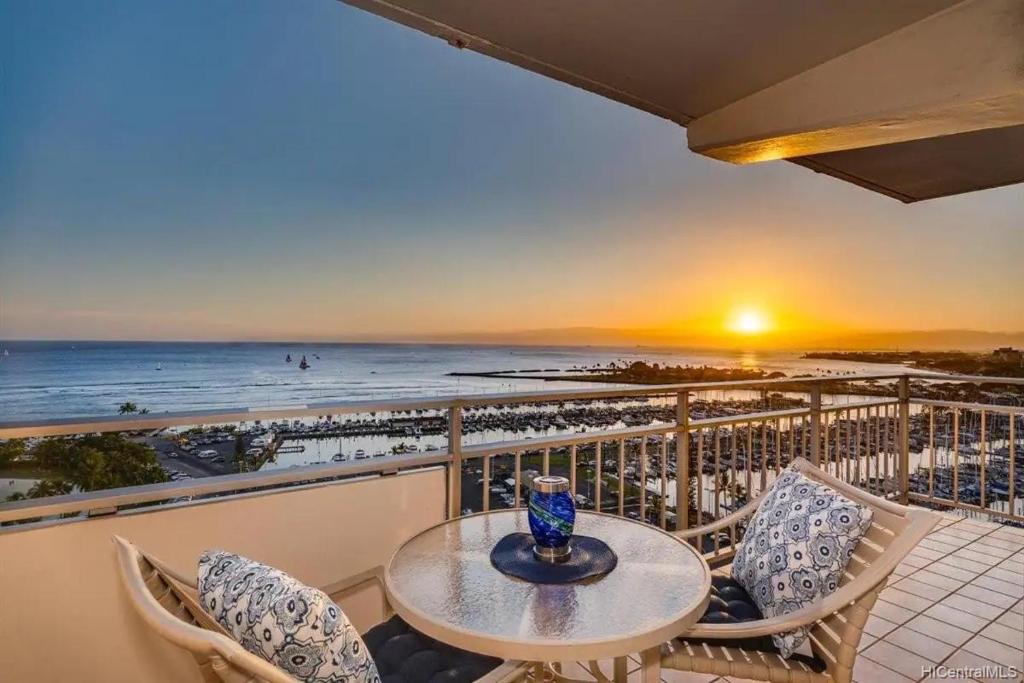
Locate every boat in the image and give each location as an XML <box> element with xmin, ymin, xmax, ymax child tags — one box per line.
<box><xmin>299</xmin><ymin>355</ymin><xmax>309</xmax><ymax>370</ymax></box>
<box><xmin>331</xmin><ymin>453</ymin><xmax>346</xmax><ymax>462</ymax></box>
<box><xmin>354</xmin><ymin>449</ymin><xmax>366</xmax><ymax>458</ymax></box>
<box><xmin>155</xmin><ymin>363</ymin><xmax>162</xmax><ymax>371</ymax></box>
<box><xmin>286</xmin><ymin>354</ymin><xmax>292</xmax><ymax>363</ymax></box>
<box><xmin>1</xmin><ymin>349</ymin><xmax>8</xmax><ymax>357</ymax></box>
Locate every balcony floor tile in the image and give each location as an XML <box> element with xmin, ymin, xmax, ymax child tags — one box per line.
<box><xmin>865</xmin><ymin>514</ymin><xmax>1024</xmax><ymax>683</ymax></box>
<box><xmin>962</xmin><ymin>635</ymin><xmax>1024</xmax><ymax>671</ymax></box>
<box><xmin>884</xmin><ymin>626</ymin><xmax>958</xmax><ymax>664</ymax></box>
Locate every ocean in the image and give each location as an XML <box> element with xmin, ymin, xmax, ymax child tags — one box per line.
<box><xmin>0</xmin><ymin>341</ymin><xmax>911</xmax><ymax>423</ymax></box>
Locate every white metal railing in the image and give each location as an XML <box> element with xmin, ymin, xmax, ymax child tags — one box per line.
<box><xmin>1</xmin><ymin>373</ymin><xmax>1021</xmax><ymax>530</ymax></box>
<box><xmin>907</xmin><ymin>399</ymin><xmax>1022</xmax><ymax>521</ymax></box>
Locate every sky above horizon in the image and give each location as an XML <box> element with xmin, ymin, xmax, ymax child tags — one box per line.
<box><xmin>1</xmin><ymin>0</ymin><xmax>1022</xmax><ymax>344</ymax></box>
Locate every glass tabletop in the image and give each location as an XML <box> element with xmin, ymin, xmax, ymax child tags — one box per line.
<box><xmin>385</xmin><ymin>510</ymin><xmax>711</xmax><ymax>661</ymax></box>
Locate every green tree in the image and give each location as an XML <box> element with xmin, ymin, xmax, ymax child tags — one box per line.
<box><xmin>28</xmin><ymin>478</ymin><xmax>74</xmax><ymax>498</ymax></box>
<box><xmin>233</xmin><ymin>435</ymin><xmax>246</xmax><ymax>471</ymax></box>
<box><xmin>28</xmin><ymin>434</ymin><xmax>167</xmax><ymax>494</ymax></box>
<box><xmin>118</xmin><ymin>402</ymin><xmax>139</xmax><ymax>415</ymax></box>
<box><xmin>0</xmin><ymin>439</ymin><xmax>26</xmax><ymax>469</ymax></box>
<box><xmin>30</xmin><ymin>439</ymin><xmax>71</xmax><ymax>471</ymax></box>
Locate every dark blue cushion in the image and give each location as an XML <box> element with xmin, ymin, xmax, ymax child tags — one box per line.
<box><xmin>699</xmin><ymin>575</ymin><xmax>763</xmax><ymax>625</ymax></box>
<box><xmin>364</xmin><ymin>616</ymin><xmax>502</xmax><ymax>683</ymax></box>
<box><xmin>686</xmin><ymin>576</ymin><xmax>826</xmax><ymax>673</ymax></box>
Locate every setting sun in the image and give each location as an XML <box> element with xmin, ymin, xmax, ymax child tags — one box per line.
<box><xmin>728</xmin><ymin>308</ymin><xmax>771</xmax><ymax>335</ymax></box>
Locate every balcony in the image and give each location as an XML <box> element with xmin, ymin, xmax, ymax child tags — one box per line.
<box><xmin>1</xmin><ymin>374</ymin><xmax>1021</xmax><ymax>682</ymax></box>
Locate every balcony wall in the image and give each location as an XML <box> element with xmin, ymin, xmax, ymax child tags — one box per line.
<box><xmin>0</xmin><ymin>468</ymin><xmax>446</xmax><ymax>683</ymax></box>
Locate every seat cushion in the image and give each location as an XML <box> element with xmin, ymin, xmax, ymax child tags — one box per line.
<box><xmin>198</xmin><ymin>550</ymin><xmax>380</xmax><ymax>683</ymax></box>
<box><xmin>683</xmin><ymin>575</ymin><xmax>826</xmax><ymax>673</ymax></box>
<box><xmin>699</xmin><ymin>574</ymin><xmax>764</xmax><ymax>625</ymax></box>
<box><xmin>363</xmin><ymin>615</ymin><xmax>502</xmax><ymax>683</ymax></box>
<box><xmin>731</xmin><ymin>465</ymin><xmax>873</xmax><ymax>657</ymax></box>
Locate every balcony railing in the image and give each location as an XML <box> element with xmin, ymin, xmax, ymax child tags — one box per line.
<box><xmin>2</xmin><ymin>371</ymin><xmax>1021</xmax><ymax>683</ymax></box>
<box><xmin>1</xmin><ymin>373</ymin><xmax>1021</xmax><ymax>533</ymax></box>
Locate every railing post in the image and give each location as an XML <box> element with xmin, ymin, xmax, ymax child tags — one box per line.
<box><xmin>676</xmin><ymin>391</ymin><xmax>690</xmax><ymax>532</ymax></box>
<box><xmin>809</xmin><ymin>387</ymin><xmax>822</xmax><ymax>467</ymax></box>
<box><xmin>897</xmin><ymin>376</ymin><xmax>910</xmax><ymax>504</ymax></box>
<box><xmin>448</xmin><ymin>405</ymin><xmax>463</xmax><ymax>518</ymax></box>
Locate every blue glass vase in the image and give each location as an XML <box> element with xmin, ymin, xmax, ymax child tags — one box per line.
<box><xmin>528</xmin><ymin>475</ymin><xmax>576</xmax><ymax>563</ymax></box>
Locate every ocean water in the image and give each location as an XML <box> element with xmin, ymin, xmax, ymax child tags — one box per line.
<box><xmin>0</xmin><ymin>341</ymin><xmax>910</xmax><ymax>422</ymax></box>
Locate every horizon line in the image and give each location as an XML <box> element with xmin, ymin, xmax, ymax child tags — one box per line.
<box><xmin>2</xmin><ymin>327</ymin><xmax>1022</xmax><ymax>352</ymax></box>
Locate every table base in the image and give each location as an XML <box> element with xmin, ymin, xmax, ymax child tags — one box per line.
<box><xmin>542</xmin><ymin>647</ymin><xmax>661</xmax><ymax>683</ymax></box>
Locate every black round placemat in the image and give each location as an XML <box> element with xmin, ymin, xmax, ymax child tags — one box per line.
<box><xmin>490</xmin><ymin>533</ymin><xmax>617</xmax><ymax>584</ymax></box>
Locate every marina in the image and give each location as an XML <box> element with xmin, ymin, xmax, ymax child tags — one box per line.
<box><xmin>127</xmin><ymin>390</ymin><xmax>1022</xmax><ymax>522</ymax></box>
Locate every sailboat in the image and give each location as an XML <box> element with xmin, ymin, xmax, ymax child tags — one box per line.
<box><xmin>299</xmin><ymin>355</ymin><xmax>310</xmax><ymax>370</ymax></box>
<box><xmin>286</xmin><ymin>354</ymin><xmax>292</xmax><ymax>363</ymax></box>
<box><xmin>1</xmin><ymin>348</ymin><xmax>8</xmax><ymax>357</ymax></box>
<box><xmin>155</xmin><ymin>362</ymin><xmax>162</xmax><ymax>371</ymax></box>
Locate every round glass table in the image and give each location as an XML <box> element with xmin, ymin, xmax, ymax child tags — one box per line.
<box><xmin>384</xmin><ymin>510</ymin><xmax>711</xmax><ymax>682</ymax></box>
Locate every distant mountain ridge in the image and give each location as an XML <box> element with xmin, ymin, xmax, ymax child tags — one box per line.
<box><xmin>808</xmin><ymin>329</ymin><xmax>1024</xmax><ymax>352</ymax></box>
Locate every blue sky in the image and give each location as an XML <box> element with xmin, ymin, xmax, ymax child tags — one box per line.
<box><xmin>1</xmin><ymin>0</ymin><xmax>1021</xmax><ymax>341</ymax></box>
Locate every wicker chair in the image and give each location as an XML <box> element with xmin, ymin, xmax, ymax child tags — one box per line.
<box><xmin>658</xmin><ymin>457</ymin><xmax>941</xmax><ymax>683</ymax></box>
<box><xmin>113</xmin><ymin>536</ymin><xmax>529</xmax><ymax>683</ymax></box>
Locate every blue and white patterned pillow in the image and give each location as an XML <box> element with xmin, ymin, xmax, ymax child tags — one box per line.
<box><xmin>199</xmin><ymin>550</ymin><xmax>380</xmax><ymax>683</ymax></box>
<box><xmin>731</xmin><ymin>466</ymin><xmax>873</xmax><ymax>657</ymax></box>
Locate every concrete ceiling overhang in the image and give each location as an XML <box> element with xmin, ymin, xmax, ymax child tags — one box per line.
<box><xmin>341</xmin><ymin>0</ymin><xmax>1024</xmax><ymax>202</ymax></box>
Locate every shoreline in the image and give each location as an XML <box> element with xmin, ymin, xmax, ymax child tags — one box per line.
<box><xmin>449</xmin><ymin>360</ymin><xmax>1024</xmax><ymax>404</ymax></box>
<box><xmin>803</xmin><ymin>350</ymin><xmax>1024</xmax><ymax>378</ymax></box>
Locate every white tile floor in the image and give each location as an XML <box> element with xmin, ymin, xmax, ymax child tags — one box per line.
<box><xmin>562</xmin><ymin>512</ymin><xmax>1024</xmax><ymax>683</ymax></box>
<box><xmin>853</xmin><ymin>513</ymin><xmax>1024</xmax><ymax>683</ymax></box>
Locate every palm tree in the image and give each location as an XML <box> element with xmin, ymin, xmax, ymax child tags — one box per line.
<box><xmin>28</xmin><ymin>478</ymin><xmax>74</xmax><ymax>498</ymax></box>
<box><xmin>118</xmin><ymin>402</ymin><xmax>138</xmax><ymax>415</ymax></box>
